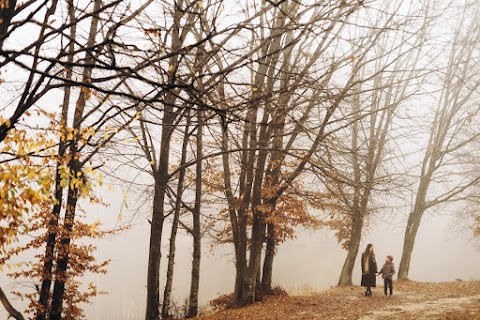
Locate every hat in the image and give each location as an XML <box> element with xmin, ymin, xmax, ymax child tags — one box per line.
<box><xmin>387</xmin><ymin>255</ymin><xmax>393</xmax><ymax>261</ymax></box>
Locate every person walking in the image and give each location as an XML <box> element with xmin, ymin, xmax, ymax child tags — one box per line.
<box><xmin>361</xmin><ymin>243</ymin><xmax>378</xmax><ymax>296</ymax></box>
<box><xmin>378</xmin><ymin>255</ymin><xmax>396</xmax><ymax>296</ymax></box>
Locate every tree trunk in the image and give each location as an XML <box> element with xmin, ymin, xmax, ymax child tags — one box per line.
<box><xmin>261</xmin><ymin>223</ymin><xmax>276</xmax><ymax>294</ymax></box>
<box><xmin>219</xmin><ymin>111</ymin><xmax>248</xmax><ymax>306</ymax></box>
<box><xmin>242</xmin><ymin>216</ymin><xmax>265</xmax><ymax>305</ymax></box>
<box><xmin>233</xmin><ymin>248</ymin><xmax>248</xmax><ymax>306</ymax></box>
<box><xmin>161</xmin><ymin>214</ymin><xmax>178</xmax><ymax>319</ymax></box>
<box><xmin>50</xmin><ymin>179</ymin><xmax>80</xmax><ymax>320</ymax></box>
<box><xmin>233</xmin><ymin>105</ymin><xmax>258</xmax><ymax>306</ymax></box>
<box><xmin>37</xmin><ymin>158</ymin><xmax>64</xmax><ymax>320</ymax></box>
<box><xmin>36</xmin><ymin>2</ymin><xmax>76</xmax><ymax>318</ymax></box>
<box><xmin>187</xmin><ymin>109</ymin><xmax>203</xmax><ymax>318</ymax></box>
<box><xmin>49</xmin><ymin>1</ymin><xmax>101</xmax><ymax>316</ymax></box>
<box><xmin>145</xmin><ymin>183</ymin><xmax>167</xmax><ymax>320</ymax></box>
<box><xmin>398</xmin><ymin>209</ymin><xmax>424</xmax><ymax>280</ymax></box>
<box><xmin>0</xmin><ymin>0</ymin><xmax>16</xmax><ymax>50</ymax></box>
<box><xmin>161</xmin><ymin>114</ymin><xmax>191</xmax><ymax>319</ymax></box>
<box><xmin>145</xmin><ymin>0</ymin><xmax>183</xmax><ymax>315</ymax></box>
<box><xmin>337</xmin><ymin>214</ymin><xmax>364</xmax><ymax>286</ymax></box>
<box><xmin>240</xmin><ymin>115</ymin><xmax>271</xmax><ymax>305</ymax></box>
<box><xmin>255</xmin><ymin>256</ymin><xmax>262</xmax><ymax>300</ymax></box>
<box><xmin>187</xmin><ymin>232</ymin><xmax>201</xmax><ymax>317</ymax></box>
<box><xmin>145</xmin><ymin>108</ymin><xmax>178</xmax><ymax>319</ymax></box>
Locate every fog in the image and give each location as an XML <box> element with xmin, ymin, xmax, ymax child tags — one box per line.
<box><xmin>1</xmin><ymin>188</ymin><xmax>480</xmax><ymax>319</ymax></box>
<box><xmin>2</xmin><ymin>1</ymin><xmax>480</xmax><ymax>319</ymax></box>
<box><xmin>62</xmin><ymin>195</ymin><xmax>480</xmax><ymax>318</ymax></box>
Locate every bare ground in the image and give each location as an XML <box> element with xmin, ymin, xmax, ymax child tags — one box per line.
<box><xmin>192</xmin><ymin>281</ymin><xmax>480</xmax><ymax>320</ymax></box>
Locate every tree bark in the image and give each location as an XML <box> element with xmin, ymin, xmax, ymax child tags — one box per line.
<box><xmin>219</xmin><ymin>111</ymin><xmax>248</xmax><ymax>306</ymax></box>
<box><xmin>50</xmin><ymin>178</ymin><xmax>80</xmax><ymax>320</ymax></box>
<box><xmin>145</xmin><ymin>183</ymin><xmax>167</xmax><ymax>320</ymax></box>
<box><xmin>0</xmin><ymin>0</ymin><xmax>16</xmax><ymax>50</ymax></box>
<box><xmin>243</xmin><ymin>211</ymin><xmax>266</xmax><ymax>305</ymax></box>
<box><xmin>337</xmin><ymin>214</ymin><xmax>364</xmax><ymax>286</ymax></box>
<box><xmin>398</xmin><ymin>183</ymin><xmax>428</xmax><ymax>280</ymax></box>
<box><xmin>36</xmin><ymin>1</ymin><xmax>76</xmax><ymax>318</ymax></box>
<box><xmin>241</xmin><ymin>103</ymin><xmax>275</xmax><ymax>305</ymax></box>
<box><xmin>161</xmin><ymin>113</ymin><xmax>191</xmax><ymax>319</ymax></box>
<box><xmin>398</xmin><ymin>209</ymin><xmax>424</xmax><ymax>280</ymax></box>
<box><xmin>187</xmin><ymin>109</ymin><xmax>203</xmax><ymax>318</ymax></box>
<box><xmin>49</xmin><ymin>1</ymin><xmax>101</xmax><ymax>317</ymax></box>
<box><xmin>261</xmin><ymin>223</ymin><xmax>276</xmax><ymax>294</ymax></box>
<box><xmin>145</xmin><ymin>104</ymin><xmax>178</xmax><ymax>320</ymax></box>
<box><xmin>233</xmin><ymin>104</ymin><xmax>259</xmax><ymax>306</ymax></box>
<box><xmin>145</xmin><ymin>0</ymin><xmax>184</xmax><ymax>316</ymax></box>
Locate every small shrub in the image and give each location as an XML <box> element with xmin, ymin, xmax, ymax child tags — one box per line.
<box><xmin>268</xmin><ymin>285</ymin><xmax>288</xmax><ymax>296</ymax></box>
<box><xmin>208</xmin><ymin>285</ymin><xmax>288</xmax><ymax>311</ymax></box>
<box><xmin>209</xmin><ymin>293</ymin><xmax>235</xmax><ymax>310</ymax></box>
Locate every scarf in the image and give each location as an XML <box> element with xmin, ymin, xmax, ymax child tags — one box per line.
<box><xmin>363</xmin><ymin>254</ymin><xmax>369</xmax><ymax>274</ymax></box>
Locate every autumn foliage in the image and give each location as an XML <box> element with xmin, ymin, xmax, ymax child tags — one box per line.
<box><xmin>0</xmin><ymin>109</ymin><xmax>122</xmax><ymax>319</ymax></box>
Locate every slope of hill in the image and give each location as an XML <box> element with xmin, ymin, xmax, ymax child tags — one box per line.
<box><xmin>193</xmin><ymin>281</ymin><xmax>480</xmax><ymax>320</ymax></box>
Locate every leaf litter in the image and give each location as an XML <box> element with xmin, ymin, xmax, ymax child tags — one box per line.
<box><xmin>189</xmin><ymin>280</ymin><xmax>480</xmax><ymax>320</ymax></box>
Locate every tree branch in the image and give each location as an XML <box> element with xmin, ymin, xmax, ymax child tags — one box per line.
<box><xmin>0</xmin><ymin>286</ymin><xmax>25</xmax><ymax>320</ymax></box>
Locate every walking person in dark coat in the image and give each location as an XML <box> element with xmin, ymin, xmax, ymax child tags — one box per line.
<box><xmin>361</xmin><ymin>243</ymin><xmax>378</xmax><ymax>296</ymax></box>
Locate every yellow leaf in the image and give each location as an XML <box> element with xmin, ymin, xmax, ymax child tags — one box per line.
<box><xmin>27</xmin><ymin>170</ymin><xmax>36</xmax><ymax>180</ymax></box>
<box><xmin>60</xmin><ymin>179</ymin><xmax>68</xmax><ymax>188</ymax></box>
<box><xmin>89</xmin><ymin>223</ymin><xmax>96</xmax><ymax>235</ymax></box>
<box><xmin>97</xmin><ymin>173</ymin><xmax>103</xmax><ymax>186</ymax></box>
<box><xmin>90</xmin><ymin>219</ymin><xmax>102</xmax><ymax>235</ymax></box>
<box><xmin>81</xmin><ymin>185</ymin><xmax>90</xmax><ymax>195</ymax></box>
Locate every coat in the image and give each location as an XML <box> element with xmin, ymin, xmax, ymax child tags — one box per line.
<box><xmin>361</xmin><ymin>253</ymin><xmax>378</xmax><ymax>287</ymax></box>
<box><xmin>379</xmin><ymin>262</ymin><xmax>396</xmax><ymax>280</ymax></box>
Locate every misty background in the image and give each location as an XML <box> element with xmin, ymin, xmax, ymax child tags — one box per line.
<box><xmin>3</xmin><ymin>186</ymin><xmax>480</xmax><ymax>319</ymax></box>
<box><xmin>64</xmin><ymin>192</ymin><xmax>480</xmax><ymax>318</ymax></box>
<box><xmin>2</xmin><ymin>0</ymin><xmax>480</xmax><ymax>319</ymax></box>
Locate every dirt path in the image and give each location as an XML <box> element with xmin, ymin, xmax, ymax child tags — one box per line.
<box><xmin>192</xmin><ymin>281</ymin><xmax>480</xmax><ymax>320</ymax></box>
<box><xmin>361</xmin><ymin>294</ymin><xmax>480</xmax><ymax>320</ymax></box>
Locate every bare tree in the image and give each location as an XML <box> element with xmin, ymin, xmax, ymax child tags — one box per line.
<box><xmin>398</xmin><ymin>2</ymin><xmax>480</xmax><ymax>279</ymax></box>
<box><xmin>0</xmin><ymin>0</ymin><xmax>156</xmax><ymax>318</ymax></box>
<box><xmin>334</xmin><ymin>0</ymin><xmax>434</xmax><ymax>286</ymax></box>
<box><xmin>213</xmin><ymin>0</ymin><xmax>418</xmax><ymax>306</ymax></box>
